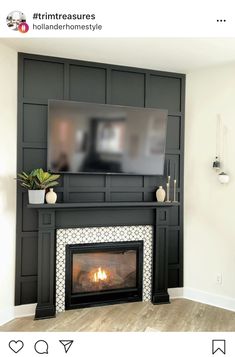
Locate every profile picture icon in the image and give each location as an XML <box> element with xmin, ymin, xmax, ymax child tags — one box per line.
<box><xmin>6</xmin><ymin>11</ymin><xmax>28</xmax><ymax>33</ymax></box>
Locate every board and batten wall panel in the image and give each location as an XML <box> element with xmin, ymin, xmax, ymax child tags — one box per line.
<box><xmin>69</xmin><ymin>65</ymin><xmax>106</xmax><ymax>103</ymax></box>
<box><xmin>16</xmin><ymin>53</ymin><xmax>185</xmax><ymax>305</ymax></box>
<box><xmin>110</xmin><ymin>70</ymin><xmax>145</xmax><ymax>107</ymax></box>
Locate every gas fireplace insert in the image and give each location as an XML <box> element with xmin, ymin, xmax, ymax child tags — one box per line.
<box><xmin>65</xmin><ymin>241</ymin><xmax>143</xmax><ymax>309</ymax></box>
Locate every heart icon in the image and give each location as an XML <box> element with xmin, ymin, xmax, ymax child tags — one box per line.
<box><xmin>9</xmin><ymin>340</ymin><xmax>24</xmax><ymax>353</ymax></box>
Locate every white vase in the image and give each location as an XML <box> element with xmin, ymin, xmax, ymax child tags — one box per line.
<box><xmin>46</xmin><ymin>188</ymin><xmax>57</xmax><ymax>204</ymax></box>
<box><xmin>28</xmin><ymin>190</ymin><xmax>45</xmax><ymax>204</ymax></box>
<box><xmin>156</xmin><ymin>186</ymin><xmax>166</xmax><ymax>202</ymax></box>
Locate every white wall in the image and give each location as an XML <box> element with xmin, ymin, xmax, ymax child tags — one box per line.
<box><xmin>185</xmin><ymin>63</ymin><xmax>235</xmax><ymax>305</ymax></box>
<box><xmin>0</xmin><ymin>42</ymin><xmax>17</xmax><ymax>325</ymax></box>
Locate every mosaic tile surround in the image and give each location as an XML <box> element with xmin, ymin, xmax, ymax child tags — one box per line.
<box><xmin>56</xmin><ymin>225</ymin><xmax>153</xmax><ymax>312</ymax></box>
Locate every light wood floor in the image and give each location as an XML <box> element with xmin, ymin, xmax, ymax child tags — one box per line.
<box><xmin>1</xmin><ymin>299</ymin><xmax>235</xmax><ymax>332</ymax></box>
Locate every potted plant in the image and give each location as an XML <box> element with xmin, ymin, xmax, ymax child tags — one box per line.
<box><xmin>17</xmin><ymin>168</ymin><xmax>60</xmax><ymax>204</ymax></box>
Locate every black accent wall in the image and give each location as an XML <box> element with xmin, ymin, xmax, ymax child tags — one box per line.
<box><xmin>16</xmin><ymin>53</ymin><xmax>185</xmax><ymax>305</ymax></box>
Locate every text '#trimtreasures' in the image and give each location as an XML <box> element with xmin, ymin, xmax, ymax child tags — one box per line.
<box><xmin>33</xmin><ymin>12</ymin><xmax>96</xmax><ymax>20</ymax></box>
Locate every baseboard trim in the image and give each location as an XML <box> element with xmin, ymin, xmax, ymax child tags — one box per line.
<box><xmin>168</xmin><ymin>287</ymin><xmax>235</xmax><ymax>312</ymax></box>
<box><xmin>0</xmin><ymin>304</ymin><xmax>36</xmax><ymax>326</ymax></box>
<box><xmin>168</xmin><ymin>288</ymin><xmax>184</xmax><ymax>299</ymax></box>
<box><xmin>14</xmin><ymin>303</ymin><xmax>36</xmax><ymax>318</ymax></box>
<box><xmin>183</xmin><ymin>288</ymin><xmax>235</xmax><ymax>312</ymax></box>
<box><xmin>0</xmin><ymin>304</ymin><xmax>37</xmax><ymax>326</ymax></box>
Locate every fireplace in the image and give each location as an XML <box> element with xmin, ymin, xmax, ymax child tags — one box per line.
<box><xmin>65</xmin><ymin>241</ymin><xmax>143</xmax><ymax>309</ymax></box>
<box><xmin>29</xmin><ymin>204</ymin><xmax>171</xmax><ymax>319</ymax></box>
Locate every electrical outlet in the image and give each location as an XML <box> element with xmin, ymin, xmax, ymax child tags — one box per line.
<box><xmin>216</xmin><ymin>273</ymin><xmax>222</xmax><ymax>285</ymax></box>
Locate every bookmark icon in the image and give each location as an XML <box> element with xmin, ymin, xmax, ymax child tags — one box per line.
<box><xmin>212</xmin><ymin>340</ymin><xmax>226</xmax><ymax>355</ymax></box>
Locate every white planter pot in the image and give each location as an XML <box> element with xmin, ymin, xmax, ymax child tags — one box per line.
<box><xmin>28</xmin><ymin>190</ymin><xmax>45</xmax><ymax>204</ymax></box>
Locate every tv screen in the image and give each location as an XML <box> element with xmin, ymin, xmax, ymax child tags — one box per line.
<box><xmin>48</xmin><ymin>100</ymin><xmax>168</xmax><ymax>175</ymax></box>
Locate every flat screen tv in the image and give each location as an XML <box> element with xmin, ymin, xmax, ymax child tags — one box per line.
<box><xmin>47</xmin><ymin>100</ymin><xmax>168</xmax><ymax>175</ymax></box>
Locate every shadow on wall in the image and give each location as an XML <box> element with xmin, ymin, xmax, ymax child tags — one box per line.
<box><xmin>0</xmin><ymin>175</ymin><xmax>16</xmax><ymax>214</ymax></box>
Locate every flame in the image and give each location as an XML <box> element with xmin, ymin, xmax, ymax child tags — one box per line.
<box><xmin>93</xmin><ymin>267</ymin><xmax>108</xmax><ymax>282</ymax></box>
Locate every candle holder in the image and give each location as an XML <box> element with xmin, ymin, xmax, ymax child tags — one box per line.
<box><xmin>165</xmin><ymin>181</ymin><xmax>171</xmax><ymax>203</ymax></box>
<box><xmin>173</xmin><ymin>179</ymin><xmax>178</xmax><ymax>202</ymax></box>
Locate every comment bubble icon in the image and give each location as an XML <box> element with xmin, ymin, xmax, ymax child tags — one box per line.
<box><xmin>34</xmin><ymin>340</ymin><xmax>49</xmax><ymax>354</ymax></box>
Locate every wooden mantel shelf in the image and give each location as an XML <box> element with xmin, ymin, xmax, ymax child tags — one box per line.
<box><xmin>28</xmin><ymin>201</ymin><xmax>179</xmax><ymax>209</ymax></box>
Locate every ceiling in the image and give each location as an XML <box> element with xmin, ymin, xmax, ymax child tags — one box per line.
<box><xmin>2</xmin><ymin>38</ymin><xmax>235</xmax><ymax>73</ymax></box>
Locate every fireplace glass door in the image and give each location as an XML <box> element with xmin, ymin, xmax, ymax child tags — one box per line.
<box><xmin>72</xmin><ymin>250</ymin><xmax>137</xmax><ymax>293</ymax></box>
<box><xmin>65</xmin><ymin>241</ymin><xmax>143</xmax><ymax>309</ymax></box>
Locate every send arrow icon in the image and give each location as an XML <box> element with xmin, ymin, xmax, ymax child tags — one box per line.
<box><xmin>59</xmin><ymin>340</ymin><xmax>74</xmax><ymax>354</ymax></box>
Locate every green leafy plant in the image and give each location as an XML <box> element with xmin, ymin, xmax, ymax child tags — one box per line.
<box><xmin>17</xmin><ymin>168</ymin><xmax>60</xmax><ymax>190</ymax></box>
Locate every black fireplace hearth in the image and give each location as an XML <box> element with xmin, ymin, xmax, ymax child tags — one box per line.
<box><xmin>65</xmin><ymin>241</ymin><xmax>143</xmax><ymax>309</ymax></box>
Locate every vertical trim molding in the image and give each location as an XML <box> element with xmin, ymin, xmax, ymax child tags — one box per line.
<box><xmin>35</xmin><ymin>210</ymin><xmax>56</xmax><ymax>319</ymax></box>
<box><xmin>152</xmin><ymin>209</ymin><xmax>170</xmax><ymax>304</ymax></box>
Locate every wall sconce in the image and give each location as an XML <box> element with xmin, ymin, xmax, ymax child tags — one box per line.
<box><xmin>218</xmin><ymin>172</ymin><xmax>230</xmax><ymax>184</ymax></box>
<box><xmin>213</xmin><ymin>115</ymin><xmax>230</xmax><ymax>184</ymax></box>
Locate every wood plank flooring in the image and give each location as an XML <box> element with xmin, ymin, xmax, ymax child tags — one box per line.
<box><xmin>1</xmin><ymin>299</ymin><xmax>235</xmax><ymax>332</ymax></box>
